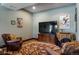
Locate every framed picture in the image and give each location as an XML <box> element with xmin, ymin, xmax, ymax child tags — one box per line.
<box><xmin>11</xmin><ymin>20</ymin><xmax>16</xmax><ymax>25</ymax></box>
<box><xmin>59</xmin><ymin>14</ymin><xmax>70</xmax><ymax>29</ymax></box>
<box><xmin>17</xmin><ymin>18</ymin><xmax>23</xmax><ymax>28</ymax></box>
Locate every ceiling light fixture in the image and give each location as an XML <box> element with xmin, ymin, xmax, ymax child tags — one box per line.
<box><xmin>32</xmin><ymin>6</ymin><xmax>36</xmax><ymax>10</ymax></box>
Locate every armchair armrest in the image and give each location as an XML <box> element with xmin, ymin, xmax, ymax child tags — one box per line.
<box><xmin>45</xmin><ymin>47</ymin><xmax>61</xmax><ymax>55</ymax></box>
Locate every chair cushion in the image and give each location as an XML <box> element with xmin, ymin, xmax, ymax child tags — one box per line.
<box><xmin>10</xmin><ymin>34</ymin><xmax>17</xmax><ymax>40</ymax></box>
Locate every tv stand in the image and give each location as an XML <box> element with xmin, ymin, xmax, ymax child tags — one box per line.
<box><xmin>38</xmin><ymin>33</ymin><xmax>56</xmax><ymax>44</ymax></box>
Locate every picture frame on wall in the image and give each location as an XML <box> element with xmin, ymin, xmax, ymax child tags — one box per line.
<box><xmin>17</xmin><ymin>18</ymin><xmax>23</xmax><ymax>28</ymax></box>
<box><xmin>11</xmin><ymin>20</ymin><xmax>16</xmax><ymax>25</ymax></box>
<box><xmin>59</xmin><ymin>14</ymin><xmax>70</xmax><ymax>29</ymax></box>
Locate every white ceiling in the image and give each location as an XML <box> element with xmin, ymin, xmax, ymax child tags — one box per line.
<box><xmin>1</xmin><ymin>3</ymin><xmax>35</xmax><ymax>10</ymax></box>
<box><xmin>25</xmin><ymin>3</ymin><xmax>75</xmax><ymax>13</ymax></box>
<box><xmin>1</xmin><ymin>3</ymin><xmax>75</xmax><ymax>13</ymax></box>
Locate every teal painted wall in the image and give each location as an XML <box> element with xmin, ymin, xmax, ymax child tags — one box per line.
<box><xmin>76</xmin><ymin>4</ymin><xmax>79</xmax><ymax>41</ymax></box>
<box><xmin>33</xmin><ymin>4</ymin><xmax>76</xmax><ymax>38</ymax></box>
<box><xmin>0</xmin><ymin>6</ymin><xmax>33</xmax><ymax>46</ymax></box>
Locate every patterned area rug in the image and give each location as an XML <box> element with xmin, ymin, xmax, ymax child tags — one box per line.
<box><xmin>18</xmin><ymin>40</ymin><xmax>61</xmax><ymax>55</ymax></box>
<box><xmin>3</xmin><ymin>39</ymin><xmax>61</xmax><ymax>55</ymax></box>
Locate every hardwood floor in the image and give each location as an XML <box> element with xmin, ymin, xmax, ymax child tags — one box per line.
<box><xmin>23</xmin><ymin>39</ymin><xmax>38</xmax><ymax>45</ymax></box>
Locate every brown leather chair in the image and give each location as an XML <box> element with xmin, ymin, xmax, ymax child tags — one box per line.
<box><xmin>2</xmin><ymin>34</ymin><xmax>23</xmax><ymax>52</ymax></box>
<box><xmin>56</xmin><ymin>32</ymin><xmax>76</xmax><ymax>41</ymax></box>
<box><xmin>61</xmin><ymin>41</ymin><xmax>79</xmax><ymax>55</ymax></box>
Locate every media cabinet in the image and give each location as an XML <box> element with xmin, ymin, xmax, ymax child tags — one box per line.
<box><xmin>38</xmin><ymin>33</ymin><xmax>56</xmax><ymax>44</ymax></box>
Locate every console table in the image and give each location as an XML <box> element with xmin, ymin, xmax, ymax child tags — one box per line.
<box><xmin>38</xmin><ymin>33</ymin><xmax>56</xmax><ymax>44</ymax></box>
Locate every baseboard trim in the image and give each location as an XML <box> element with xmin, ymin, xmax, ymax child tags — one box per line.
<box><xmin>22</xmin><ymin>38</ymin><xmax>38</xmax><ymax>42</ymax></box>
<box><xmin>31</xmin><ymin>38</ymin><xmax>38</xmax><ymax>39</ymax></box>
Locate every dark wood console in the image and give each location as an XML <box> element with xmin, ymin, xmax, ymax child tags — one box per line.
<box><xmin>38</xmin><ymin>33</ymin><xmax>56</xmax><ymax>44</ymax></box>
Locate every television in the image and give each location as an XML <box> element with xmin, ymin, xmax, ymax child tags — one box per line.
<box><xmin>39</xmin><ymin>21</ymin><xmax>58</xmax><ymax>34</ymax></box>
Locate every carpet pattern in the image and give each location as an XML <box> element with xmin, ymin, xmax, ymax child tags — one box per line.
<box><xmin>18</xmin><ymin>41</ymin><xmax>60</xmax><ymax>55</ymax></box>
<box><xmin>2</xmin><ymin>40</ymin><xmax>61</xmax><ymax>55</ymax></box>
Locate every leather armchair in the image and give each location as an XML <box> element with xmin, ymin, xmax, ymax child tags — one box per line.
<box><xmin>1</xmin><ymin>34</ymin><xmax>23</xmax><ymax>52</ymax></box>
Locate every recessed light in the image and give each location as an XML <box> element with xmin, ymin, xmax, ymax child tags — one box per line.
<box><xmin>32</xmin><ymin>6</ymin><xmax>36</xmax><ymax>10</ymax></box>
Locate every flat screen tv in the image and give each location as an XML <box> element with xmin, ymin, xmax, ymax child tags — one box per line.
<box><xmin>39</xmin><ymin>21</ymin><xmax>58</xmax><ymax>34</ymax></box>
